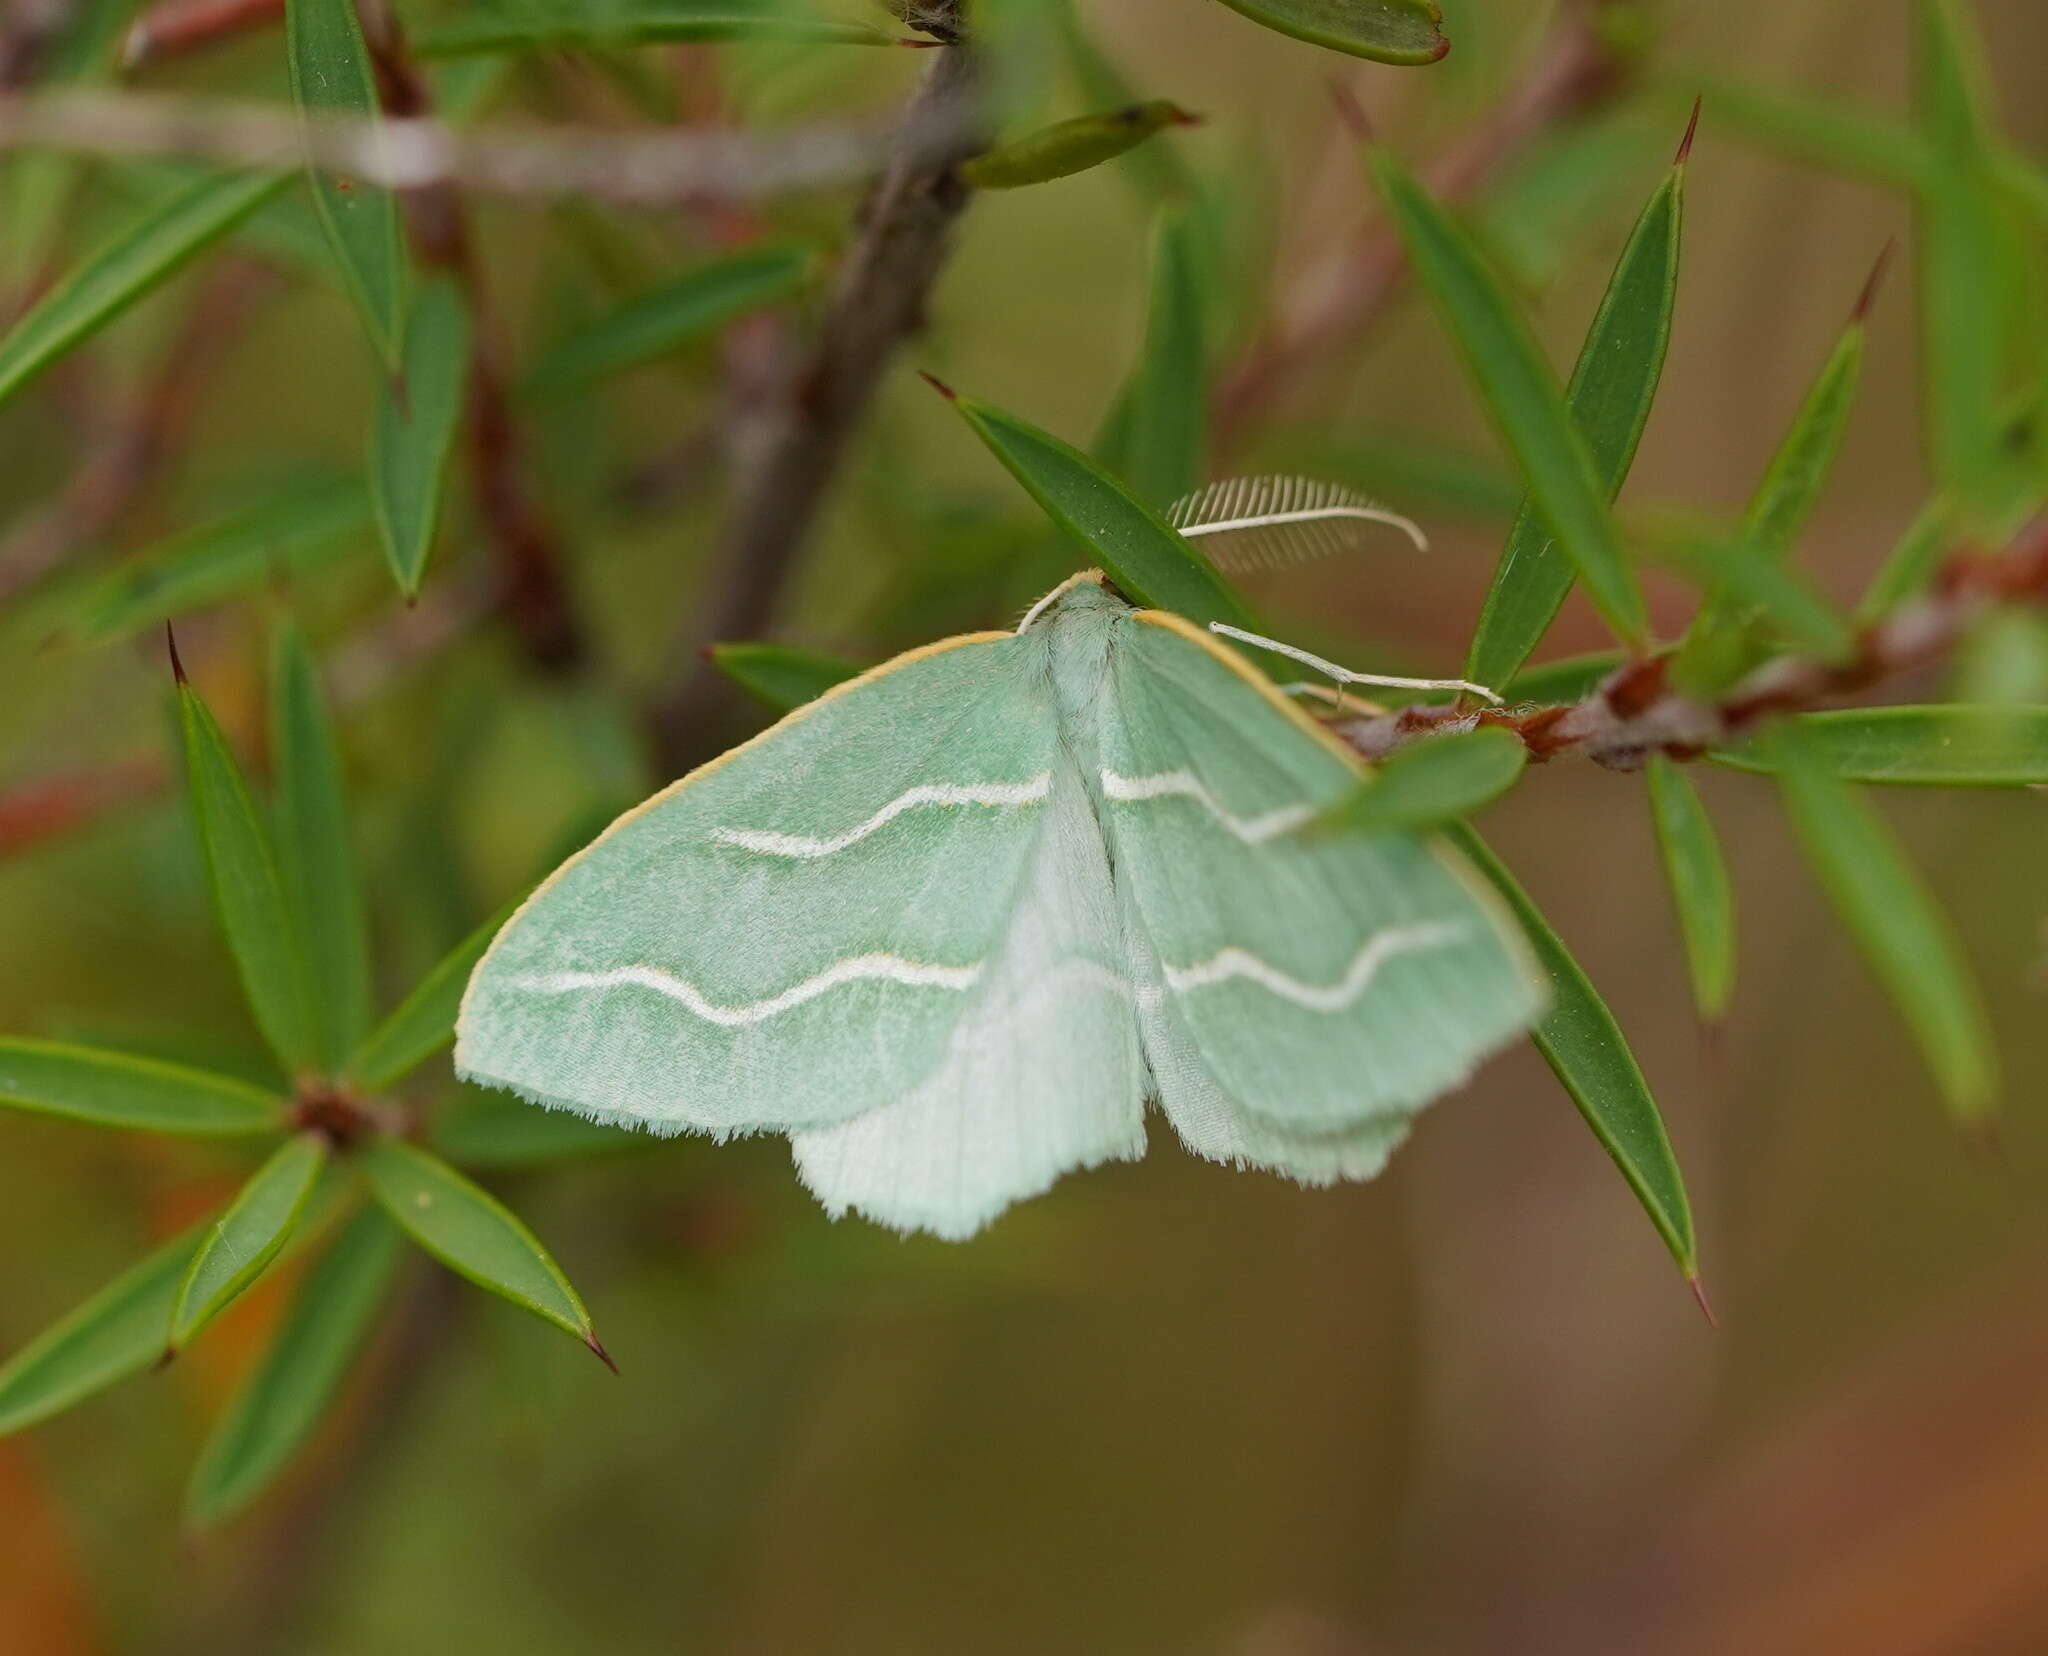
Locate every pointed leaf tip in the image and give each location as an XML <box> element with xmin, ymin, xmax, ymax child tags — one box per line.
<box><xmin>1688</xmin><ymin>1273</ymin><xmax>1718</xmax><ymax>1328</ymax></box>
<box><xmin>1853</xmin><ymin>239</ymin><xmax>1897</xmax><ymax>324</ymax></box>
<box><xmin>917</xmin><ymin>370</ymin><xmax>957</xmax><ymax>400</ymax></box>
<box><xmin>1675</xmin><ymin>96</ymin><xmax>1703</xmax><ymax>166</ymax></box>
<box><xmin>166</xmin><ymin>623</ymin><xmax>187</xmax><ymax>685</ymax></box>
<box><xmin>586</xmin><ymin>1334</ymin><xmax>620</xmax><ymax>1374</ymax></box>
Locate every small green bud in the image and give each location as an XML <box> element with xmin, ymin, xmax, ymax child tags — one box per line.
<box><xmin>960</xmin><ymin>101</ymin><xmax>1200</xmax><ymax>191</ymax></box>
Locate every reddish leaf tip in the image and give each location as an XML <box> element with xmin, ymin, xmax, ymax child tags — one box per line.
<box><xmin>1327</xmin><ymin>81</ymin><xmax>1375</xmax><ymax>146</ymax></box>
<box><xmin>165</xmin><ymin>623</ymin><xmax>188</xmax><ymax>686</ymax></box>
<box><xmin>1852</xmin><ymin>238</ymin><xmax>1898</xmax><ymax>324</ymax></box>
<box><xmin>916</xmin><ymin>370</ymin><xmax>958</xmax><ymax>401</ymax></box>
<box><xmin>1674</xmin><ymin>96</ymin><xmax>1703</xmax><ymax>167</ymax></box>
<box><xmin>586</xmin><ymin>1333</ymin><xmax>620</xmax><ymax>1375</ymax></box>
<box><xmin>1686</xmin><ymin>1274</ymin><xmax>1718</xmax><ymax>1329</ymax></box>
<box><xmin>153</xmin><ymin>1344</ymin><xmax>178</xmax><ymax>1373</ymax></box>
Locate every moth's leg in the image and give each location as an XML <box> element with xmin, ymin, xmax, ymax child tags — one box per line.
<box><xmin>1276</xmin><ymin>682</ymin><xmax>1385</xmax><ymax>718</ymax></box>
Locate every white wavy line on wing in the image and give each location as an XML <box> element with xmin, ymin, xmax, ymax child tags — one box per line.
<box><xmin>710</xmin><ymin>774</ymin><xmax>1053</xmax><ymax>859</ymax></box>
<box><xmin>512</xmin><ymin>955</ymin><xmax>981</xmax><ymax>1027</ymax></box>
<box><xmin>1099</xmin><ymin>768</ymin><xmax>1313</xmax><ymax>843</ymax></box>
<box><xmin>1163</xmin><ymin>923</ymin><xmax>1464</xmax><ymax>1011</ymax></box>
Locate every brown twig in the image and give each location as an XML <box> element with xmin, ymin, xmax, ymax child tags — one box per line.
<box><xmin>352</xmin><ymin>0</ymin><xmax>583</xmax><ymax>673</ymax></box>
<box><xmin>0</xmin><ymin>259</ymin><xmax>278</xmax><ymax>605</ymax></box>
<box><xmin>649</xmin><ymin>0</ymin><xmax>985</xmax><ymax>774</ymax></box>
<box><xmin>1329</xmin><ymin>516</ymin><xmax>2048</xmax><ymax>768</ymax></box>
<box><xmin>0</xmin><ymin>86</ymin><xmax>964</xmax><ymax>207</ymax></box>
<box><xmin>1214</xmin><ymin>8</ymin><xmax>1629</xmax><ymax>444</ymax></box>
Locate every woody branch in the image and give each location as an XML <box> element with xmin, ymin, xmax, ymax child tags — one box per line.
<box><xmin>1330</xmin><ymin>515</ymin><xmax>2048</xmax><ymax>768</ymax></box>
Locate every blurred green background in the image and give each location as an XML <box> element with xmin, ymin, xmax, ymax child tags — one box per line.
<box><xmin>2</xmin><ymin>0</ymin><xmax>2046</xmax><ymax>1650</ymax></box>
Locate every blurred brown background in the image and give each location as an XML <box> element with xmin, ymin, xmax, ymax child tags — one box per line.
<box><xmin>1</xmin><ymin>0</ymin><xmax>2045</xmax><ymax>1651</ymax></box>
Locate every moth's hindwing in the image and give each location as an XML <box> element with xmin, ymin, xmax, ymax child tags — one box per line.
<box><xmin>1097</xmin><ymin>608</ymin><xmax>1545</xmax><ymax>1134</ymax></box>
<box><xmin>790</xmin><ymin>761</ymin><xmax>1148</xmax><ymax>1238</ymax></box>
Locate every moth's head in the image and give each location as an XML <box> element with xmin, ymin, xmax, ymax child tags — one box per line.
<box><xmin>1015</xmin><ymin>569</ymin><xmax>1130</xmax><ymax>634</ymax></box>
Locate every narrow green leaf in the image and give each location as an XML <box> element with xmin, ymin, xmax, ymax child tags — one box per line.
<box><xmin>371</xmin><ymin>275</ymin><xmax>472</xmax><ymax>598</ymax></box>
<box><xmin>416</xmin><ymin>4</ymin><xmax>905</xmax><ymax>54</ymax></box>
<box><xmin>1320</xmin><ymin>727</ymin><xmax>1525</xmax><ymax>836</ymax></box>
<box><xmin>1095</xmin><ymin>208</ymin><xmax>1209</xmax><ymax>510</ymax></box>
<box><xmin>0</xmin><ymin>1039</ymin><xmax>283</xmax><ymax>1136</ymax></box>
<box><xmin>348</xmin><ymin>898</ymin><xmax>522</xmax><ymax>1091</ymax></box>
<box><xmin>1446</xmin><ymin>824</ymin><xmax>1698</xmax><ymax>1277</ymax></box>
<box><xmin>1658</xmin><ymin>533</ymin><xmax>1855</xmax><ymax>664</ymax></box>
<box><xmin>1916</xmin><ymin>0</ymin><xmax>2017</xmax><ymax>524</ymax></box>
<box><xmin>1054</xmin><ymin>0</ymin><xmax>1197</xmax><ymax>200</ymax></box>
<box><xmin>708</xmin><ymin>642</ymin><xmax>862</xmax><ymax>715</ymax></box>
<box><xmin>1769</xmin><ymin>721</ymin><xmax>1997</xmax><ymax>1119</ymax></box>
<box><xmin>531</xmin><ymin>243</ymin><xmax>813</xmax><ymax>389</ymax></box>
<box><xmin>1465</xmin><ymin>154</ymin><xmax>1681</xmax><ymax>687</ymax></box>
<box><xmin>1746</xmin><ymin>324</ymin><xmax>1869</xmax><ymax>555</ymax></box>
<box><xmin>0</xmin><ymin>171</ymin><xmax>287</xmax><ymax>414</ymax></box>
<box><xmin>1856</xmin><ymin>496</ymin><xmax>1954</xmax><ymax>622</ymax></box>
<box><xmin>1673</xmin><ymin>307</ymin><xmax>1865</xmax><ymax>691</ymax></box>
<box><xmin>1209</xmin><ymin>0</ymin><xmax>1446</xmax><ymax>63</ymax></box>
<box><xmin>1644</xmin><ymin>757</ymin><xmax>1736</xmax><ymax>1021</ymax></box>
<box><xmin>271</xmin><ymin>624</ymin><xmax>373</xmax><ymax>1069</ymax></box>
<box><xmin>1374</xmin><ymin>151</ymin><xmax>1648</xmax><ymax>651</ymax></box>
<box><xmin>186</xmin><ymin>1206</ymin><xmax>402</xmax><ymax>1528</ymax></box>
<box><xmin>64</xmin><ymin>482</ymin><xmax>371</xmax><ymax>644</ymax></box>
<box><xmin>179</xmin><ymin>670</ymin><xmax>322</xmax><ymax>1076</ymax></box>
<box><xmin>962</xmin><ymin>101</ymin><xmax>1197</xmax><ymax>190</ymax></box>
<box><xmin>169</xmin><ymin>1135</ymin><xmax>329</xmax><ymax>1352</ymax></box>
<box><xmin>944</xmin><ymin>388</ymin><xmax>1257</xmax><ymax>632</ymax></box>
<box><xmin>358</xmin><ymin>1139</ymin><xmax>604</xmax><ymax>1355</ymax></box>
<box><xmin>288</xmin><ymin>0</ymin><xmax>407</xmax><ymax>368</ymax></box>
<box><xmin>1714</xmin><ymin>706</ymin><xmax>2048</xmax><ymax>786</ymax></box>
<box><xmin>0</xmin><ymin>1227</ymin><xmax>200</xmax><ymax>1435</ymax></box>
<box><xmin>433</xmin><ymin>1085</ymin><xmax>646</xmax><ymax>1169</ymax></box>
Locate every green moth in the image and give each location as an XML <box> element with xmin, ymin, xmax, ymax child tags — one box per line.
<box><xmin>456</xmin><ymin>573</ymin><xmax>1545</xmax><ymax>1238</ymax></box>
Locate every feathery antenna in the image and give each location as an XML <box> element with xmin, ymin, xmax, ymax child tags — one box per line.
<box><xmin>1167</xmin><ymin>476</ymin><xmax>1428</xmax><ymax>573</ymax></box>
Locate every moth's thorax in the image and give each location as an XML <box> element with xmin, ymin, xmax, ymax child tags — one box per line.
<box><xmin>1031</xmin><ymin>579</ymin><xmax>1127</xmax><ymax>733</ymax></box>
